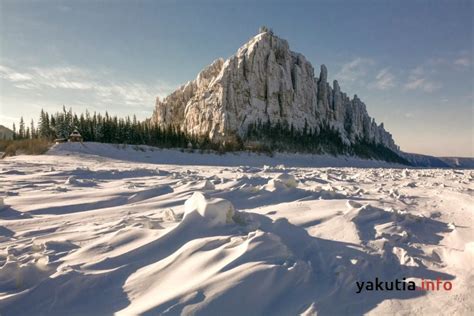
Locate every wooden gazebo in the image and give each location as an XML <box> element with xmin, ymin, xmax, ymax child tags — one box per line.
<box><xmin>68</xmin><ymin>129</ymin><xmax>83</xmax><ymax>142</ymax></box>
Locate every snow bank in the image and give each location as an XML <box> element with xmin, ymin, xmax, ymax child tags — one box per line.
<box><xmin>48</xmin><ymin>142</ymin><xmax>407</xmax><ymax>168</ymax></box>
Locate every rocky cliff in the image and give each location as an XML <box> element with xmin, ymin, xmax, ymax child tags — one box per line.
<box><xmin>152</xmin><ymin>28</ymin><xmax>399</xmax><ymax>152</ymax></box>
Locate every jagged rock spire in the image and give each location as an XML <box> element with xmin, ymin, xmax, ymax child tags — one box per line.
<box><xmin>151</xmin><ymin>29</ymin><xmax>398</xmax><ymax>152</ymax></box>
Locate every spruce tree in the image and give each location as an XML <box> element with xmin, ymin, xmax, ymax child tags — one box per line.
<box><xmin>30</xmin><ymin>119</ymin><xmax>36</xmax><ymax>139</ymax></box>
<box><xmin>19</xmin><ymin>117</ymin><xmax>25</xmax><ymax>139</ymax></box>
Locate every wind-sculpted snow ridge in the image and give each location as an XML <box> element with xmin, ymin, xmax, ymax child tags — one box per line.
<box><xmin>0</xmin><ymin>149</ymin><xmax>473</xmax><ymax>315</ymax></box>
<box><xmin>152</xmin><ymin>28</ymin><xmax>399</xmax><ymax>152</ymax></box>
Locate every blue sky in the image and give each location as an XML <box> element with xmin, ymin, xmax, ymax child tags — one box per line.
<box><xmin>0</xmin><ymin>0</ymin><xmax>472</xmax><ymax>156</ymax></box>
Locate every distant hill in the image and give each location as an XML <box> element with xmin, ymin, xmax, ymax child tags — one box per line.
<box><xmin>0</xmin><ymin>125</ymin><xmax>13</xmax><ymax>140</ymax></box>
<box><xmin>401</xmin><ymin>152</ymin><xmax>474</xmax><ymax>169</ymax></box>
<box><xmin>401</xmin><ymin>152</ymin><xmax>451</xmax><ymax>168</ymax></box>
<box><xmin>438</xmin><ymin>157</ymin><xmax>474</xmax><ymax>169</ymax></box>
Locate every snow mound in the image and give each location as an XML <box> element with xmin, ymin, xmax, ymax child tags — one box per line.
<box><xmin>127</xmin><ymin>185</ymin><xmax>173</xmax><ymax>204</ymax></box>
<box><xmin>276</xmin><ymin>173</ymin><xmax>298</xmax><ymax>187</ymax></box>
<box><xmin>64</xmin><ymin>175</ymin><xmax>96</xmax><ymax>187</ymax></box>
<box><xmin>183</xmin><ymin>192</ymin><xmax>235</xmax><ymax>227</ymax></box>
<box><xmin>161</xmin><ymin>208</ymin><xmax>178</xmax><ymax>222</ymax></box>
<box><xmin>265</xmin><ymin>173</ymin><xmax>298</xmax><ymax>191</ymax></box>
<box><xmin>65</xmin><ymin>176</ymin><xmax>79</xmax><ymax>185</ymax></box>
<box><xmin>199</xmin><ymin>179</ymin><xmax>215</xmax><ymax>190</ymax></box>
<box><xmin>0</xmin><ymin>255</ymin><xmax>51</xmax><ymax>291</ymax></box>
<box><xmin>392</xmin><ymin>246</ymin><xmax>419</xmax><ymax>267</ymax></box>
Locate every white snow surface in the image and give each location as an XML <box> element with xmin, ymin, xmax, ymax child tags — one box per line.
<box><xmin>0</xmin><ymin>142</ymin><xmax>473</xmax><ymax>315</ymax></box>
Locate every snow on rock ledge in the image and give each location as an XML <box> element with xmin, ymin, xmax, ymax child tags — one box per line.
<box><xmin>183</xmin><ymin>192</ymin><xmax>235</xmax><ymax>227</ymax></box>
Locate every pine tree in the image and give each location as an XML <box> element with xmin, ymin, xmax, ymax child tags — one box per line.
<box><xmin>38</xmin><ymin>109</ymin><xmax>52</xmax><ymax>139</ymax></box>
<box><xmin>50</xmin><ymin>115</ymin><xmax>57</xmax><ymax>139</ymax></box>
<box><xmin>30</xmin><ymin>119</ymin><xmax>36</xmax><ymax>139</ymax></box>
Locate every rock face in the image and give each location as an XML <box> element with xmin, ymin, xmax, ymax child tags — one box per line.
<box><xmin>152</xmin><ymin>29</ymin><xmax>399</xmax><ymax>152</ymax></box>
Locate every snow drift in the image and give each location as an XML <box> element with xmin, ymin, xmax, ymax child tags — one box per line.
<box><xmin>0</xmin><ymin>143</ymin><xmax>472</xmax><ymax>315</ymax></box>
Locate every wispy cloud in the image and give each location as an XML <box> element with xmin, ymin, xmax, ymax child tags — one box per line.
<box><xmin>453</xmin><ymin>56</ymin><xmax>471</xmax><ymax>68</ymax></box>
<box><xmin>0</xmin><ymin>63</ymin><xmax>176</xmax><ymax>108</ymax></box>
<box><xmin>370</xmin><ymin>68</ymin><xmax>396</xmax><ymax>90</ymax></box>
<box><xmin>0</xmin><ymin>65</ymin><xmax>34</xmax><ymax>82</ymax></box>
<box><xmin>336</xmin><ymin>58</ymin><xmax>399</xmax><ymax>91</ymax></box>
<box><xmin>336</xmin><ymin>57</ymin><xmax>375</xmax><ymax>84</ymax></box>
<box><xmin>404</xmin><ymin>66</ymin><xmax>442</xmax><ymax>93</ymax></box>
<box><xmin>404</xmin><ymin>78</ymin><xmax>441</xmax><ymax>93</ymax></box>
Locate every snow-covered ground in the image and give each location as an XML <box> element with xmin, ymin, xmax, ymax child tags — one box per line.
<box><xmin>0</xmin><ymin>142</ymin><xmax>473</xmax><ymax>315</ymax></box>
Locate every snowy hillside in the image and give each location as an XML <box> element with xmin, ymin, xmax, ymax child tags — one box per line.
<box><xmin>0</xmin><ymin>125</ymin><xmax>13</xmax><ymax>140</ymax></box>
<box><xmin>0</xmin><ymin>143</ymin><xmax>473</xmax><ymax>315</ymax></box>
<box><xmin>47</xmin><ymin>142</ymin><xmax>406</xmax><ymax>168</ymax></box>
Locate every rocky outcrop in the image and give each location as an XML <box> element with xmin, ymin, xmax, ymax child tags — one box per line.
<box><xmin>151</xmin><ymin>29</ymin><xmax>399</xmax><ymax>152</ymax></box>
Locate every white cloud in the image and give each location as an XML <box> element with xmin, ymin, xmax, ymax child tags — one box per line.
<box><xmin>0</xmin><ymin>65</ymin><xmax>33</xmax><ymax>82</ymax></box>
<box><xmin>404</xmin><ymin>78</ymin><xmax>441</xmax><ymax>93</ymax></box>
<box><xmin>336</xmin><ymin>57</ymin><xmax>375</xmax><ymax>84</ymax></box>
<box><xmin>0</xmin><ymin>63</ymin><xmax>176</xmax><ymax>108</ymax></box>
<box><xmin>404</xmin><ymin>66</ymin><xmax>442</xmax><ymax>93</ymax></box>
<box><xmin>370</xmin><ymin>68</ymin><xmax>395</xmax><ymax>90</ymax></box>
<box><xmin>336</xmin><ymin>59</ymin><xmax>397</xmax><ymax>91</ymax></box>
<box><xmin>453</xmin><ymin>57</ymin><xmax>471</xmax><ymax>67</ymax></box>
